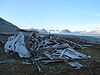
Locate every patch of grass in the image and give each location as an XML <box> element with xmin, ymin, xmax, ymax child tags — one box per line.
<box><xmin>77</xmin><ymin>47</ymin><xmax>100</xmax><ymax>60</ymax></box>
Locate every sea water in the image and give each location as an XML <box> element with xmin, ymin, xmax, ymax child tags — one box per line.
<box><xmin>59</xmin><ymin>33</ymin><xmax>100</xmax><ymax>37</ymax></box>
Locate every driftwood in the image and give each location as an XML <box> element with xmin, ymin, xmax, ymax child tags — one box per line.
<box><xmin>35</xmin><ymin>62</ymin><xmax>42</xmax><ymax>72</ymax></box>
<box><xmin>0</xmin><ymin>41</ymin><xmax>4</xmax><ymax>47</ymax></box>
<box><xmin>82</xmin><ymin>44</ymin><xmax>93</xmax><ymax>47</ymax></box>
<box><xmin>0</xmin><ymin>60</ymin><xmax>16</xmax><ymax>64</ymax></box>
<box><xmin>42</xmin><ymin>59</ymin><xmax>65</xmax><ymax>64</ymax></box>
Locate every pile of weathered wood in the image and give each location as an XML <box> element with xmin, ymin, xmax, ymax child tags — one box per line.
<box><xmin>4</xmin><ymin>31</ymin><xmax>91</xmax><ymax>70</ymax></box>
<box><xmin>27</xmin><ymin>31</ymin><xmax>91</xmax><ymax>69</ymax></box>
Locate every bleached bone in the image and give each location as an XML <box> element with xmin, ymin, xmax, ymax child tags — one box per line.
<box><xmin>67</xmin><ymin>62</ymin><xmax>83</xmax><ymax>69</ymax></box>
<box><xmin>4</xmin><ymin>32</ymin><xmax>31</xmax><ymax>58</ymax></box>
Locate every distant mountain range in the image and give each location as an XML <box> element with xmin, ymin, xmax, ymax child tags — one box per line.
<box><xmin>73</xmin><ymin>29</ymin><xmax>100</xmax><ymax>34</ymax></box>
<box><xmin>60</xmin><ymin>29</ymin><xmax>71</xmax><ymax>33</ymax></box>
<box><xmin>38</xmin><ymin>28</ymin><xmax>48</xmax><ymax>34</ymax></box>
<box><xmin>88</xmin><ymin>29</ymin><xmax>100</xmax><ymax>34</ymax></box>
<box><xmin>57</xmin><ymin>29</ymin><xmax>100</xmax><ymax>34</ymax></box>
<box><xmin>33</xmin><ymin>29</ymin><xmax>100</xmax><ymax>34</ymax></box>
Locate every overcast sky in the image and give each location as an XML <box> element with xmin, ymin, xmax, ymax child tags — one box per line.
<box><xmin>0</xmin><ymin>0</ymin><xmax>100</xmax><ymax>31</ymax></box>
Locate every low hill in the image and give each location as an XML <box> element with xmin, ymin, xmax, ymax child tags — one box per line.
<box><xmin>0</xmin><ymin>17</ymin><xmax>20</xmax><ymax>34</ymax></box>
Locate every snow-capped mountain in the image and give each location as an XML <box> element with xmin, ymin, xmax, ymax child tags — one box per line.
<box><xmin>60</xmin><ymin>29</ymin><xmax>71</xmax><ymax>34</ymax></box>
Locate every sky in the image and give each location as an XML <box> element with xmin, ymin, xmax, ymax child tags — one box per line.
<box><xmin>0</xmin><ymin>0</ymin><xmax>100</xmax><ymax>32</ymax></box>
